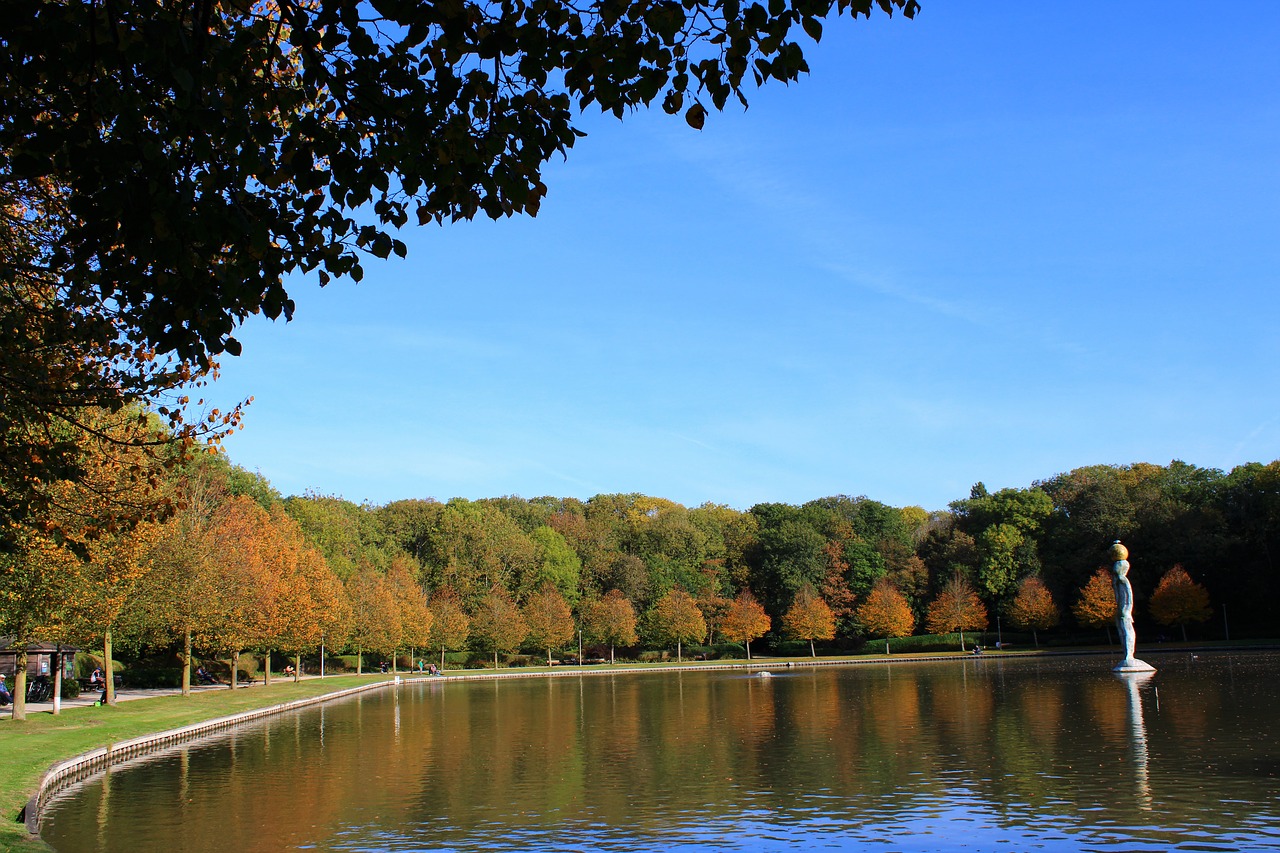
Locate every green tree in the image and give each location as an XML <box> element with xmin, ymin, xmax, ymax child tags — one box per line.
<box><xmin>781</xmin><ymin>583</ymin><xmax>836</xmax><ymax>657</ymax></box>
<box><xmin>528</xmin><ymin>526</ymin><xmax>583</xmax><ymax>604</ymax></box>
<box><xmin>1149</xmin><ymin>565</ymin><xmax>1212</xmax><ymax>642</ymax></box>
<box><xmin>646</xmin><ymin>588</ymin><xmax>706</xmax><ymax>663</ymax></box>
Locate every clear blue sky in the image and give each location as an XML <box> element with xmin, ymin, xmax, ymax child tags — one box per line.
<box><xmin>213</xmin><ymin>3</ymin><xmax>1280</xmax><ymax>512</ymax></box>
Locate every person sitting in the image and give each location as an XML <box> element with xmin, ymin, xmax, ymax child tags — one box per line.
<box><xmin>428</xmin><ymin>664</ymin><xmax>440</xmax><ymax>676</ymax></box>
<box><xmin>89</xmin><ymin>668</ymin><xmax>104</xmax><ymax>689</ymax></box>
<box><xmin>379</xmin><ymin>661</ymin><xmax>389</xmax><ymax>674</ymax></box>
<box><xmin>283</xmin><ymin>664</ymin><xmax>296</xmax><ymax>677</ymax></box>
<box><xmin>195</xmin><ymin>665</ymin><xmax>218</xmax><ymax>685</ymax></box>
<box><xmin>0</xmin><ymin>674</ymin><xmax>11</xmax><ymax>707</ymax></box>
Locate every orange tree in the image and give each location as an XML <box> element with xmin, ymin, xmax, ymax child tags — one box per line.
<box><xmin>388</xmin><ymin>555</ymin><xmax>433</xmax><ymax>673</ymax></box>
<box><xmin>782</xmin><ymin>583</ymin><xmax>836</xmax><ymax>658</ymax></box>
<box><xmin>925</xmin><ymin>575</ymin><xmax>987</xmax><ymax>651</ymax></box>
<box><xmin>1149</xmin><ymin>565</ymin><xmax>1212</xmax><ymax>642</ymax></box>
<box><xmin>720</xmin><ymin>590</ymin><xmax>771</xmax><ymax>660</ymax></box>
<box><xmin>426</xmin><ymin>587</ymin><xmax>470</xmax><ymax>671</ymax></box>
<box><xmin>523</xmin><ymin>582</ymin><xmax>576</xmax><ymax>667</ymax></box>
<box><xmin>581</xmin><ymin>590</ymin><xmax>638</xmax><ymax>665</ymax></box>
<box><xmin>470</xmin><ymin>587</ymin><xmax>528</xmax><ymax>669</ymax></box>
<box><xmin>646</xmin><ymin>588</ymin><xmax>706</xmax><ymax>663</ymax></box>
<box><xmin>1005</xmin><ymin>576</ymin><xmax>1059</xmax><ymax>647</ymax></box>
<box><xmin>1072</xmin><ymin>568</ymin><xmax>1118</xmax><ymax>644</ymax></box>
<box><xmin>855</xmin><ymin>578</ymin><xmax>914</xmax><ymax>653</ymax></box>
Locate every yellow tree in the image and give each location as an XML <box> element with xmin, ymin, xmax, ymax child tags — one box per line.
<box><xmin>648</xmin><ymin>587</ymin><xmax>706</xmax><ymax>663</ymax></box>
<box><xmin>388</xmin><ymin>555</ymin><xmax>433</xmax><ymax>672</ymax></box>
<box><xmin>426</xmin><ymin>586</ymin><xmax>470</xmax><ymax>671</ymax></box>
<box><xmin>782</xmin><ymin>583</ymin><xmax>836</xmax><ymax>658</ymax></box>
<box><xmin>1149</xmin><ymin>564</ymin><xmax>1212</xmax><ymax>642</ymax></box>
<box><xmin>67</xmin><ymin>521</ymin><xmax>161</xmax><ymax>705</ymax></box>
<box><xmin>720</xmin><ymin>590</ymin><xmax>771</xmax><ymax>660</ymax></box>
<box><xmin>523</xmin><ymin>582</ymin><xmax>576</xmax><ymax>667</ymax></box>
<box><xmin>925</xmin><ymin>575</ymin><xmax>988</xmax><ymax>651</ymax></box>
<box><xmin>1005</xmin><ymin>575</ymin><xmax>1059</xmax><ymax>647</ymax></box>
<box><xmin>581</xmin><ymin>589</ymin><xmax>638</xmax><ymax>665</ymax></box>
<box><xmin>0</xmin><ymin>530</ymin><xmax>82</xmax><ymax>720</ymax></box>
<box><xmin>1072</xmin><ymin>568</ymin><xmax>1118</xmax><ymax>644</ymax></box>
<box><xmin>470</xmin><ymin>587</ymin><xmax>528</xmax><ymax>669</ymax></box>
<box><xmin>856</xmin><ymin>578</ymin><xmax>914</xmax><ymax>653</ymax></box>
<box><xmin>346</xmin><ymin>565</ymin><xmax>401</xmax><ymax>674</ymax></box>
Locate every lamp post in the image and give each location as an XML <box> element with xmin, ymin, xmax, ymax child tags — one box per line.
<box><xmin>320</xmin><ymin>634</ymin><xmax>326</xmax><ymax>678</ymax></box>
<box><xmin>1223</xmin><ymin>604</ymin><xmax>1230</xmax><ymax>642</ymax></box>
<box><xmin>996</xmin><ymin>614</ymin><xmax>1002</xmax><ymax>647</ymax></box>
<box><xmin>578</xmin><ymin>629</ymin><xmax>583</xmax><ymax>670</ymax></box>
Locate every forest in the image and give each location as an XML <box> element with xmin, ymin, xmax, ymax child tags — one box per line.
<box><xmin>4</xmin><ymin>414</ymin><xmax>1274</xmax><ymax>720</ymax></box>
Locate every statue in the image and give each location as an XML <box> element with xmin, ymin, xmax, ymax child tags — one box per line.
<box><xmin>1109</xmin><ymin>541</ymin><xmax>1155</xmax><ymax>672</ymax></box>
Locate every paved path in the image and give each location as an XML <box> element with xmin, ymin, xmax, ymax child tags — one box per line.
<box><xmin>3</xmin><ymin>676</ymin><xmax>318</xmax><ymax>717</ymax></box>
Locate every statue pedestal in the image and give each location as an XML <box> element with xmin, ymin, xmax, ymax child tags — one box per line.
<box><xmin>1113</xmin><ymin>658</ymin><xmax>1157</xmax><ymax>673</ymax></box>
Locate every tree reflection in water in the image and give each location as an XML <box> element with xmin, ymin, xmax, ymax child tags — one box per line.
<box><xmin>40</xmin><ymin>654</ymin><xmax>1280</xmax><ymax>853</ymax></box>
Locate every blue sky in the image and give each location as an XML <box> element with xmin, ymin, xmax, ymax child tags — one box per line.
<box><xmin>213</xmin><ymin>3</ymin><xmax>1280</xmax><ymax>512</ymax></box>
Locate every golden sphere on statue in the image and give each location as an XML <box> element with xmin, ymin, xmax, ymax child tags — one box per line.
<box><xmin>1108</xmin><ymin>541</ymin><xmax>1129</xmax><ymax>562</ymax></box>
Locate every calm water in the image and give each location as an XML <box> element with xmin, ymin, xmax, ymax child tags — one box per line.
<box><xmin>41</xmin><ymin>653</ymin><xmax>1280</xmax><ymax>852</ymax></box>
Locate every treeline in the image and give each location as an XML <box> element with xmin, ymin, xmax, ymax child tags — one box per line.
<box><xmin>5</xmin><ymin>439</ymin><xmax>1278</xmax><ymax>719</ymax></box>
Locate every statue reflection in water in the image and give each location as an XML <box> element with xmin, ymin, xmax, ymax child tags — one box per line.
<box><xmin>1118</xmin><ymin>670</ymin><xmax>1156</xmax><ymax>811</ymax></box>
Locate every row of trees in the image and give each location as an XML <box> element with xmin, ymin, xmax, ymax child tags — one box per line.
<box><xmin>0</xmin><ymin>437</ymin><xmax>1253</xmax><ymax>720</ymax></box>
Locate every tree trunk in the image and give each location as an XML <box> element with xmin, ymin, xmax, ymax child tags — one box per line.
<box><xmin>1105</xmin><ymin>624</ymin><xmax>1113</xmax><ymax>645</ymax></box>
<box><xmin>885</xmin><ymin>640</ymin><xmax>890</xmax><ymax>655</ymax></box>
<box><xmin>230</xmin><ymin>651</ymin><xmax>239</xmax><ymax>690</ymax></box>
<box><xmin>104</xmin><ymin>628</ymin><xmax>116</xmax><ymax>705</ymax></box>
<box><xmin>1182</xmin><ymin>623</ymin><xmax>1188</xmax><ymax>642</ymax></box>
<box><xmin>440</xmin><ymin>646</ymin><xmax>446</xmax><ymax>671</ymax></box>
<box><xmin>677</xmin><ymin>639</ymin><xmax>682</xmax><ymax>664</ymax></box>
<box><xmin>392</xmin><ymin>651</ymin><xmax>397</xmax><ymax>675</ymax></box>
<box><xmin>610</xmin><ymin>644</ymin><xmax>615</xmax><ymax>665</ymax></box>
<box><xmin>13</xmin><ymin>648</ymin><xmax>28</xmax><ymax>720</ymax></box>
<box><xmin>294</xmin><ymin>653</ymin><xmax>301</xmax><ymax>682</ymax></box>
<box><xmin>746</xmin><ymin>640</ymin><xmax>752</xmax><ymax>660</ymax></box>
<box><xmin>1032</xmin><ymin>628</ymin><xmax>1039</xmax><ymax>648</ymax></box>
<box><xmin>958</xmin><ymin>631</ymin><xmax>965</xmax><ymax>652</ymax></box>
<box><xmin>547</xmin><ymin>647</ymin><xmax>553</xmax><ymax>667</ymax></box>
<box><xmin>264</xmin><ymin>651</ymin><xmax>271</xmax><ymax>685</ymax></box>
<box><xmin>809</xmin><ymin>639</ymin><xmax>815</xmax><ymax>658</ymax></box>
<box><xmin>181</xmin><ymin>629</ymin><xmax>192</xmax><ymax>697</ymax></box>
<box><xmin>52</xmin><ymin>649</ymin><xmax>62</xmax><ymax>715</ymax></box>
<box><xmin>357</xmin><ymin>647</ymin><xmax>362</xmax><ymax>675</ymax></box>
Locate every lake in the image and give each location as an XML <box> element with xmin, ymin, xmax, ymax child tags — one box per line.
<box><xmin>40</xmin><ymin>652</ymin><xmax>1280</xmax><ymax>852</ymax></box>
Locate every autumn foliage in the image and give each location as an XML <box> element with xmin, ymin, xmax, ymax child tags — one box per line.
<box><xmin>782</xmin><ymin>583</ymin><xmax>836</xmax><ymax>657</ymax></box>
<box><xmin>855</xmin><ymin>579</ymin><xmax>914</xmax><ymax>644</ymax></box>
<box><xmin>720</xmin><ymin>590</ymin><xmax>771</xmax><ymax>659</ymax></box>
<box><xmin>1072</xmin><ymin>568</ymin><xmax>1118</xmax><ymax>632</ymax></box>
<box><xmin>1005</xmin><ymin>576</ymin><xmax>1059</xmax><ymax>647</ymax></box>
<box><xmin>925</xmin><ymin>575</ymin><xmax>987</xmax><ymax>650</ymax></box>
<box><xmin>1149</xmin><ymin>565</ymin><xmax>1212</xmax><ymax>641</ymax></box>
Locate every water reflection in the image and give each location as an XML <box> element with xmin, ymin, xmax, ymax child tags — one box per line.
<box><xmin>40</xmin><ymin>654</ymin><xmax>1280</xmax><ymax>853</ymax></box>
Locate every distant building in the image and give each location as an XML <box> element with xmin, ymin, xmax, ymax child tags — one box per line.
<box><xmin>0</xmin><ymin>639</ymin><xmax>78</xmax><ymax>679</ymax></box>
